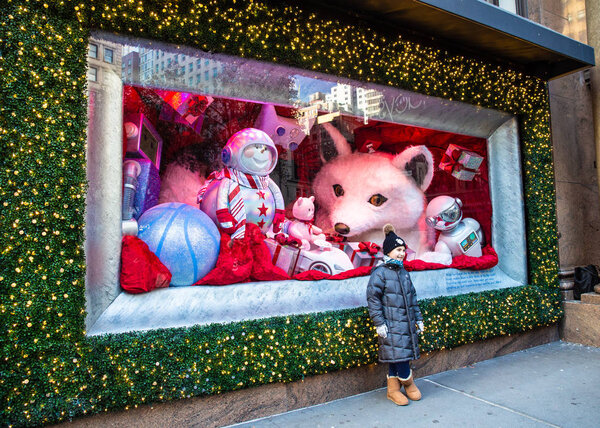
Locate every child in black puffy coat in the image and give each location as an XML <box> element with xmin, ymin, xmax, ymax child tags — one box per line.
<box><xmin>367</xmin><ymin>224</ymin><xmax>425</xmax><ymax>406</ymax></box>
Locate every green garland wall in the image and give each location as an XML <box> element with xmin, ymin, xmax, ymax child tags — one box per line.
<box><xmin>0</xmin><ymin>0</ymin><xmax>561</xmax><ymax>426</ymax></box>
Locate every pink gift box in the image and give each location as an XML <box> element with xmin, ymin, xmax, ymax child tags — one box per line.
<box><xmin>264</xmin><ymin>238</ymin><xmax>300</xmax><ymax>276</ymax></box>
<box><xmin>343</xmin><ymin>242</ymin><xmax>383</xmax><ymax>268</ymax></box>
<box><xmin>439</xmin><ymin>144</ymin><xmax>484</xmax><ymax>181</ymax></box>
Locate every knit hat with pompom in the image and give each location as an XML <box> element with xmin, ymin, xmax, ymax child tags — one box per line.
<box><xmin>382</xmin><ymin>224</ymin><xmax>406</xmax><ymax>255</ymax></box>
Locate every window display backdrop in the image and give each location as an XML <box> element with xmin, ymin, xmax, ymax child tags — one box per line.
<box><xmin>121</xmin><ymin>84</ymin><xmax>494</xmax><ymax>273</ymax></box>
<box><xmin>0</xmin><ymin>2</ymin><xmax>561</xmax><ymax>426</ymax></box>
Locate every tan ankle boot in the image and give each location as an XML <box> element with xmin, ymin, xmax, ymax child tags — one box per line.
<box><xmin>387</xmin><ymin>376</ymin><xmax>409</xmax><ymax>406</ymax></box>
<box><xmin>399</xmin><ymin>371</ymin><xmax>421</xmax><ymax>401</ymax></box>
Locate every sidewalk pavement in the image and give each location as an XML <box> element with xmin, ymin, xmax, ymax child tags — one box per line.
<box><xmin>229</xmin><ymin>341</ymin><xmax>600</xmax><ymax>428</ymax></box>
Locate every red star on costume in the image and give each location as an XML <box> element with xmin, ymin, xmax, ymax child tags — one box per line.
<box><xmin>257</xmin><ymin>191</ymin><xmax>266</xmax><ymax>200</ymax></box>
<box><xmin>257</xmin><ymin>203</ymin><xmax>269</xmax><ymax>217</ymax></box>
<box><xmin>257</xmin><ymin>219</ymin><xmax>266</xmax><ymax>229</ymax></box>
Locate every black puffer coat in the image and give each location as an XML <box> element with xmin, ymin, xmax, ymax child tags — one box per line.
<box><xmin>366</xmin><ymin>263</ymin><xmax>423</xmax><ymax>363</ymax></box>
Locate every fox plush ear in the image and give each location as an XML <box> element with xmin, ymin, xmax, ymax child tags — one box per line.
<box><xmin>392</xmin><ymin>146</ymin><xmax>434</xmax><ymax>191</ymax></box>
<box><xmin>320</xmin><ymin>122</ymin><xmax>353</xmax><ymax>163</ymax></box>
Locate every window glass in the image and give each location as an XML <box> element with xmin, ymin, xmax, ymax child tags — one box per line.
<box><xmin>114</xmin><ymin>44</ymin><xmax>494</xmax><ymax>274</ymax></box>
<box><xmin>104</xmin><ymin>48</ymin><xmax>114</xmax><ymax>64</ymax></box>
<box><xmin>497</xmin><ymin>0</ymin><xmax>517</xmax><ymax>13</ymax></box>
<box><xmin>89</xmin><ymin>43</ymin><xmax>98</xmax><ymax>59</ymax></box>
<box><xmin>88</xmin><ymin>66</ymin><xmax>97</xmax><ymax>82</ymax></box>
<box><xmin>87</xmin><ymin>34</ymin><xmax>533</xmax><ymax>304</ymax></box>
<box><xmin>483</xmin><ymin>0</ymin><xmax>519</xmax><ymax>15</ymax></box>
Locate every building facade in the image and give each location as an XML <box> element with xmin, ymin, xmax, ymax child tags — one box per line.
<box><xmin>1</xmin><ymin>1</ymin><xmax>595</xmax><ymax>427</ymax></box>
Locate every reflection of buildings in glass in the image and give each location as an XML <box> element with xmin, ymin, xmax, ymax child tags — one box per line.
<box><xmin>121</xmin><ymin>51</ymin><xmax>140</xmax><ymax>82</ymax></box>
<box><xmin>87</xmin><ymin>39</ymin><xmax>122</xmax><ymax>91</ymax></box>
<box><xmin>326</xmin><ymin>83</ymin><xmax>354</xmax><ymax>112</ymax></box>
<box><xmin>356</xmin><ymin>88</ymin><xmax>384</xmax><ymax>118</ymax></box>
<box><xmin>308</xmin><ymin>91</ymin><xmax>327</xmax><ymax>110</ymax></box>
<box><xmin>318</xmin><ymin>84</ymin><xmax>383</xmax><ymax>119</ymax></box>
<box><xmin>138</xmin><ymin>49</ymin><xmax>224</xmax><ymax>92</ymax></box>
<box><xmin>271</xmin><ymin>152</ymin><xmax>298</xmax><ymax>207</ymax></box>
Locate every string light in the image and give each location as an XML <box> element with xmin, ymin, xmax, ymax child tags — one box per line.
<box><xmin>0</xmin><ymin>0</ymin><xmax>560</xmax><ymax>426</ymax></box>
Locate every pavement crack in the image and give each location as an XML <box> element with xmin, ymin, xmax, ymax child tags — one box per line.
<box><xmin>422</xmin><ymin>379</ymin><xmax>561</xmax><ymax>428</ymax></box>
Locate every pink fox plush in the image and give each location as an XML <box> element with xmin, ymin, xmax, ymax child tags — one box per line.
<box><xmin>313</xmin><ymin>123</ymin><xmax>434</xmax><ymax>257</ymax></box>
<box><xmin>287</xmin><ymin>196</ymin><xmax>332</xmax><ymax>251</ymax></box>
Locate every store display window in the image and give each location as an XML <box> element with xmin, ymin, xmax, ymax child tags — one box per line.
<box><xmin>86</xmin><ymin>33</ymin><xmax>527</xmax><ymax>334</ymax></box>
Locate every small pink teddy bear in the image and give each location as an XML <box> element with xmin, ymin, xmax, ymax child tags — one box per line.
<box><xmin>287</xmin><ymin>196</ymin><xmax>332</xmax><ymax>251</ymax></box>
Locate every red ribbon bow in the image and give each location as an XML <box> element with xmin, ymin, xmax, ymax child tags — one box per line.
<box><xmin>326</xmin><ymin>233</ymin><xmax>347</xmax><ymax>243</ymax></box>
<box><xmin>440</xmin><ymin>149</ymin><xmax>463</xmax><ymax>173</ymax></box>
<box><xmin>358</xmin><ymin>241</ymin><xmax>380</xmax><ymax>255</ymax></box>
<box><xmin>440</xmin><ymin>147</ymin><xmax>480</xmax><ymax>175</ymax></box>
<box><xmin>186</xmin><ymin>95</ymin><xmax>209</xmax><ymax>117</ymax></box>
<box><xmin>274</xmin><ymin>233</ymin><xmax>302</xmax><ymax>248</ymax></box>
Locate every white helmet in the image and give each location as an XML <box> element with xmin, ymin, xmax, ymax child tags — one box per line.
<box><xmin>221</xmin><ymin>128</ymin><xmax>278</xmax><ymax>175</ymax></box>
<box><xmin>425</xmin><ymin>196</ymin><xmax>463</xmax><ymax>231</ymax></box>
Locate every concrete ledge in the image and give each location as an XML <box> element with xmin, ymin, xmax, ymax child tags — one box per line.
<box><xmin>560</xmin><ymin>300</ymin><xmax>600</xmax><ymax>347</ymax></box>
<box><xmin>54</xmin><ymin>325</ymin><xmax>558</xmax><ymax>428</ymax></box>
<box><xmin>581</xmin><ymin>292</ymin><xmax>600</xmax><ymax>304</ymax></box>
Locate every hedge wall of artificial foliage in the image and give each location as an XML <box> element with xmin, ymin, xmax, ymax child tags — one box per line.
<box><xmin>0</xmin><ymin>0</ymin><xmax>562</xmax><ymax>426</ymax></box>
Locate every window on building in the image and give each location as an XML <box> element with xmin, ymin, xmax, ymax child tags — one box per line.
<box><xmin>156</xmin><ymin>64</ymin><xmax>159</xmax><ymax>73</ymax></box>
<box><xmin>104</xmin><ymin>48</ymin><xmax>114</xmax><ymax>64</ymax></box>
<box><xmin>161</xmin><ymin>62</ymin><xmax>164</xmax><ymax>71</ymax></box>
<box><xmin>197</xmin><ymin>59</ymin><xmax>201</xmax><ymax>68</ymax></box>
<box><xmin>89</xmin><ymin>43</ymin><xmax>98</xmax><ymax>59</ymax></box>
<box><xmin>189</xmin><ymin>76</ymin><xmax>193</xmax><ymax>86</ymax></box>
<box><xmin>482</xmin><ymin>0</ymin><xmax>526</xmax><ymax>16</ymax></box>
<box><xmin>196</xmin><ymin>74</ymin><xmax>201</xmax><ymax>84</ymax></box>
<box><xmin>213</xmin><ymin>68</ymin><xmax>218</xmax><ymax>78</ymax></box>
<box><xmin>189</xmin><ymin>63</ymin><xmax>193</xmax><ymax>72</ymax></box>
<box><xmin>180</xmin><ymin>66</ymin><xmax>185</xmax><ymax>75</ymax></box>
<box><xmin>88</xmin><ymin>66</ymin><xmax>97</xmax><ymax>82</ymax></box>
<box><xmin>204</xmin><ymin>70</ymin><xmax>209</xmax><ymax>80</ymax></box>
<box><xmin>167</xmin><ymin>58</ymin><xmax>172</xmax><ymax>67</ymax></box>
<box><xmin>205</xmin><ymin>59</ymin><xmax>209</xmax><ymax>66</ymax></box>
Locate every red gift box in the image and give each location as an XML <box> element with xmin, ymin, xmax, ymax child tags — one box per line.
<box><xmin>439</xmin><ymin>144</ymin><xmax>484</xmax><ymax>181</ymax></box>
<box><xmin>343</xmin><ymin>241</ymin><xmax>383</xmax><ymax>268</ymax></box>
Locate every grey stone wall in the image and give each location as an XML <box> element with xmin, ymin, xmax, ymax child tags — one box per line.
<box><xmin>528</xmin><ymin>0</ymin><xmax>600</xmax><ymax>271</ymax></box>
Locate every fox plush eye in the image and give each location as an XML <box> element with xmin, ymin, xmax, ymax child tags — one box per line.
<box><xmin>333</xmin><ymin>184</ymin><xmax>344</xmax><ymax>197</ymax></box>
<box><xmin>368</xmin><ymin>194</ymin><xmax>388</xmax><ymax>206</ymax></box>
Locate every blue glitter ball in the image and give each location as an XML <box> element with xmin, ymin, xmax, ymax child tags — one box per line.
<box><xmin>138</xmin><ymin>203</ymin><xmax>220</xmax><ymax>286</ymax></box>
